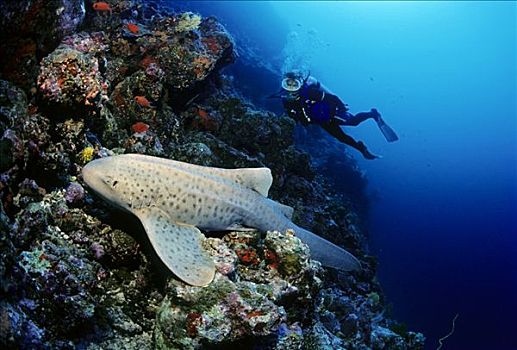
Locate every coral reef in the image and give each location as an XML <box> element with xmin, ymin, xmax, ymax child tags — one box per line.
<box><xmin>0</xmin><ymin>1</ymin><xmax>424</xmax><ymax>349</ymax></box>
<box><xmin>175</xmin><ymin>12</ymin><xmax>202</xmax><ymax>33</ymax></box>
<box><xmin>0</xmin><ymin>0</ymin><xmax>85</xmax><ymax>91</ymax></box>
<box><xmin>37</xmin><ymin>47</ymin><xmax>106</xmax><ymax>110</ymax></box>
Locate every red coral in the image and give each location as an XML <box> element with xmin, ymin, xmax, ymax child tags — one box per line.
<box><xmin>139</xmin><ymin>55</ymin><xmax>157</xmax><ymax>69</ymax></box>
<box><xmin>111</xmin><ymin>89</ymin><xmax>126</xmax><ymax>108</ymax></box>
<box><xmin>236</xmin><ymin>248</ymin><xmax>260</xmax><ymax>266</ymax></box>
<box><xmin>193</xmin><ymin>56</ymin><xmax>212</xmax><ymax>79</ymax></box>
<box><xmin>264</xmin><ymin>249</ymin><xmax>279</xmax><ymax>270</ymax></box>
<box><xmin>131</xmin><ymin>122</ymin><xmax>149</xmax><ymax>133</ymax></box>
<box><xmin>187</xmin><ymin>107</ymin><xmax>220</xmax><ymax>132</ymax></box>
<box><xmin>28</xmin><ymin>104</ymin><xmax>38</xmax><ymax>115</ymax></box>
<box><xmin>197</xmin><ymin>108</ymin><xmax>217</xmax><ymax>131</ymax></box>
<box><xmin>197</xmin><ymin>108</ymin><xmax>209</xmax><ymax>119</ymax></box>
<box><xmin>202</xmin><ymin>36</ymin><xmax>221</xmax><ymax>55</ymax></box>
<box><xmin>247</xmin><ymin>310</ymin><xmax>264</xmax><ymax>318</ymax></box>
<box><xmin>186</xmin><ymin>312</ymin><xmax>202</xmax><ymax>337</ymax></box>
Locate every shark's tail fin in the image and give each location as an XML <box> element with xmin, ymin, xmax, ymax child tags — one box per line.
<box><xmin>293</xmin><ymin>225</ymin><xmax>361</xmax><ymax>271</ymax></box>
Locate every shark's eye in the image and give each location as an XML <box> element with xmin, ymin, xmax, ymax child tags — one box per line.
<box><xmin>103</xmin><ymin>176</ymin><xmax>118</xmax><ymax>187</ymax></box>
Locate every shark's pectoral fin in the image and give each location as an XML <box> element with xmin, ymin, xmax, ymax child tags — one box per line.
<box><xmin>134</xmin><ymin>207</ymin><xmax>215</xmax><ymax>287</ymax></box>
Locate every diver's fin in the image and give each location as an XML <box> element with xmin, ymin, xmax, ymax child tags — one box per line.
<box><xmin>376</xmin><ymin>118</ymin><xmax>399</xmax><ymax>142</ymax></box>
<box><xmin>292</xmin><ymin>225</ymin><xmax>361</xmax><ymax>272</ymax></box>
<box><xmin>134</xmin><ymin>207</ymin><xmax>215</xmax><ymax>287</ymax></box>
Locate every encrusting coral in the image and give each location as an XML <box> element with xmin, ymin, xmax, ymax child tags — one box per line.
<box><xmin>175</xmin><ymin>12</ymin><xmax>202</xmax><ymax>33</ymax></box>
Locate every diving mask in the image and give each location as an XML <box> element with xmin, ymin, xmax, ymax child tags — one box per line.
<box><xmin>281</xmin><ymin>77</ymin><xmax>302</xmax><ymax>92</ymax></box>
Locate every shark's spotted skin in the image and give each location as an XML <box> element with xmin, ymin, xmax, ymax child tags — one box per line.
<box><xmin>134</xmin><ymin>207</ymin><xmax>215</xmax><ymax>285</ymax></box>
<box><xmin>82</xmin><ymin>154</ymin><xmax>361</xmax><ymax>286</ymax></box>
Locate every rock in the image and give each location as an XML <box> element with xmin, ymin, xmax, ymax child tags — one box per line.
<box><xmin>0</xmin><ymin>0</ymin><xmax>86</xmax><ymax>90</ymax></box>
<box><xmin>37</xmin><ymin>48</ymin><xmax>105</xmax><ymax>110</ymax></box>
<box><xmin>13</xmin><ymin>178</ymin><xmax>46</xmax><ymax>210</ymax></box>
<box><xmin>0</xmin><ymin>302</ymin><xmax>46</xmax><ymax>349</ymax></box>
<box><xmin>153</xmin><ymin>15</ymin><xmax>235</xmax><ymax>90</ymax></box>
<box><xmin>0</xmin><ymin>80</ymin><xmax>28</xmax><ymax>133</ymax></box>
<box><xmin>370</xmin><ymin>325</ymin><xmax>408</xmax><ymax>350</ymax></box>
<box><xmin>103</xmin><ymin>229</ymin><xmax>141</xmax><ymax>268</ymax></box>
<box><xmin>171</xmin><ymin>142</ymin><xmax>214</xmax><ymax>167</ymax></box>
<box><xmin>109</xmin><ymin>70</ymin><xmax>164</xmax><ymax>131</ymax></box>
<box><xmin>0</xmin><ymin>129</ymin><xmax>24</xmax><ymax>173</ymax></box>
<box><xmin>85</xmin><ymin>331</ymin><xmax>153</xmax><ymax>350</ymax></box>
<box><xmin>15</xmin><ymin>236</ymin><xmax>100</xmax><ymax>336</ymax></box>
<box><xmin>154</xmin><ymin>230</ymin><xmax>324</xmax><ymax>349</ymax></box>
<box><xmin>65</xmin><ymin>182</ymin><xmax>85</xmax><ymax>206</ymax></box>
<box><xmin>215</xmin><ymin>101</ymin><xmax>295</xmax><ymax>157</ymax></box>
<box><xmin>11</xmin><ymin>201</ymin><xmax>49</xmax><ymax>248</ymax></box>
<box><xmin>155</xmin><ymin>276</ymin><xmax>286</xmax><ymax>349</ymax></box>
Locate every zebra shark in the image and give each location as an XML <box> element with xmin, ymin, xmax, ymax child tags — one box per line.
<box><xmin>82</xmin><ymin>154</ymin><xmax>361</xmax><ymax>286</ymax></box>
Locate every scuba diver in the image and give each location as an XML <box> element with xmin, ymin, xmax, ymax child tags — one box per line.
<box><xmin>270</xmin><ymin>71</ymin><xmax>399</xmax><ymax>159</ymax></box>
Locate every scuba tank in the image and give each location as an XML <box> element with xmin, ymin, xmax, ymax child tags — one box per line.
<box><xmin>298</xmin><ymin>73</ymin><xmax>332</xmax><ymax>123</ymax></box>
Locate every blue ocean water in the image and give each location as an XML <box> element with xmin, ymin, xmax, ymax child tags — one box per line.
<box><xmin>178</xmin><ymin>2</ymin><xmax>517</xmax><ymax>349</ymax></box>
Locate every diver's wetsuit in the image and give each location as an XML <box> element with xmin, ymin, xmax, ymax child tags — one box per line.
<box><xmin>282</xmin><ymin>77</ymin><xmax>379</xmax><ymax>159</ymax></box>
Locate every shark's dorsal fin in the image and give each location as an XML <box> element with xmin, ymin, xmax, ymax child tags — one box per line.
<box><xmin>229</xmin><ymin>168</ymin><xmax>272</xmax><ymax>197</ymax></box>
<box><xmin>133</xmin><ymin>207</ymin><xmax>215</xmax><ymax>287</ymax></box>
<box><xmin>118</xmin><ymin>154</ymin><xmax>273</xmax><ymax>197</ymax></box>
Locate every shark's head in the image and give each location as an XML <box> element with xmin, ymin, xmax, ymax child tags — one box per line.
<box><xmin>82</xmin><ymin>156</ymin><xmax>130</xmax><ymax>211</ymax></box>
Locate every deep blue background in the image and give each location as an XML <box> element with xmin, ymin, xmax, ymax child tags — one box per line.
<box><xmin>171</xmin><ymin>2</ymin><xmax>517</xmax><ymax>349</ymax></box>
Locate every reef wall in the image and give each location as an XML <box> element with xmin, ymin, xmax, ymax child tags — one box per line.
<box><xmin>0</xmin><ymin>1</ymin><xmax>424</xmax><ymax>349</ymax></box>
